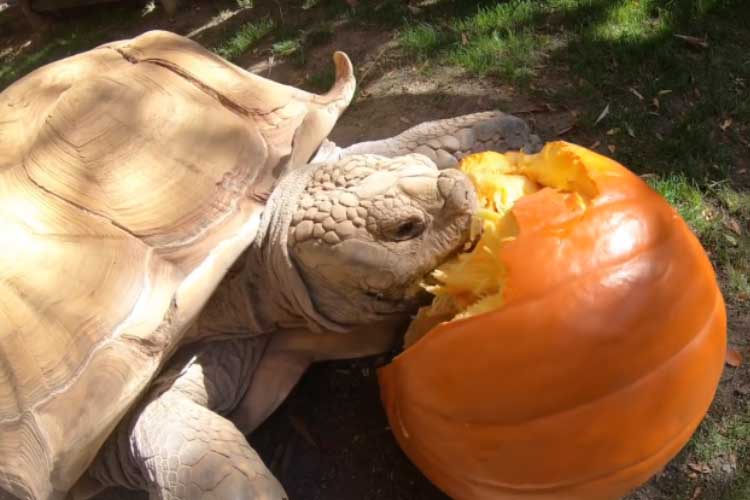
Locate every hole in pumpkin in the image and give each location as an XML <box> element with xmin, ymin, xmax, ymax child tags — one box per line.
<box><xmin>403</xmin><ymin>142</ymin><xmax>600</xmax><ymax>348</ymax></box>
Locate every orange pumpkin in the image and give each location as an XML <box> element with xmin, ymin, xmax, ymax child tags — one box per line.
<box><xmin>378</xmin><ymin>141</ymin><xmax>726</xmax><ymax>500</ymax></box>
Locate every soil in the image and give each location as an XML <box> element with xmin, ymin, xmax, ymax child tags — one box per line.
<box><xmin>2</xmin><ymin>1</ymin><xmax>748</xmax><ymax>499</ymax></box>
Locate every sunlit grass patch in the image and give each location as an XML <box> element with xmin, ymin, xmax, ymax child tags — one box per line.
<box><xmin>453</xmin><ymin>0</ymin><xmax>542</xmax><ymax>35</ymax></box>
<box><xmin>587</xmin><ymin>0</ymin><xmax>668</xmax><ymax>43</ymax></box>
<box><xmin>450</xmin><ymin>29</ymin><xmax>544</xmax><ymax>83</ymax></box>
<box><xmin>272</xmin><ymin>39</ymin><xmax>301</xmax><ymax>57</ymax></box>
<box><xmin>399</xmin><ymin>23</ymin><xmax>446</xmax><ymax>59</ymax></box>
<box><xmin>647</xmin><ymin>173</ymin><xmax>715</xmax><ymax>237</ymax></box>
<box><xmin>648</xmin><ymin>174</ymin><xmax>750</xmax><ymax>300</ymax></box>
<box><xmin>214</xmin><ymin>18</ymin><xmax>274</xmax><ymax>60</ymax></box>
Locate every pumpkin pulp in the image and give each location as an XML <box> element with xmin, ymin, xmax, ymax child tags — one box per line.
<box><xmin>405</xmin><ymin>144</ymin><xmax>600</xmax><ymax>347</ymax></box>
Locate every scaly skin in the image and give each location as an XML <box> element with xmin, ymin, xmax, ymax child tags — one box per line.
<box><xmin>89</xmin><ymin>339</ymin><xmax>285</xmax><ymax>500</ymax></box>
<box><xmin>313</xmin><ymin>111</ymin><xmax>542</xmax><ymax>168</ymax></box>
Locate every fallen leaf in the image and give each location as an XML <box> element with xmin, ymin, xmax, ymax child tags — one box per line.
<box><xmin>725</xmin><ymin>217</ymin><xmax>742</xmax><ymax>235</ymax></box>
<box><xmin>674</xmin><ymin>34</ymin><xmax>709</xmax><ymax>49</ymax></box>
<box><xmin>658</xmin><ymin>89</ymin><xmax>673</xmax><ymax>96</ymax></box>
<box><xmin>461</xmin><ymin>32</ymin><xmax>469</xmax><ymax>46</ymax></box>
<box><xmin>399</xmin><ymin>116</ymin><xmax>411</xmax><ymax>125</ymax></box>
<box><xmin>652</xmin><ymin>97</ymin><xmax>660</xmax><ymax>109</ymax></box>
<box><xmin>687</xmin><ymin>461</ymin><xmax>712</xmax><ymax>474</ymax></box>
<box><xmin>628</xmin><ymin>87</ymin><xmax>644</xmax><ymax>100</ymax></box>
<box><xmin>556</xmin><ymin>125</ymin><xmax>575</xmax><ymax>136</ymax></box>
<box><xmin>589</xmin><ymin>140</ymin><xmax>601</xmax><ymax>149</ymax></box>
<box><xmin>720</xmin><ymin>118</ymin><xmax>733</xmax><ymax>131</ymax></box>
<box><xmin>594</xmin><ymin>104</ymin><xmax>610</xmax><ymax>126</ymax></box>
<box><xmin>607</xmin><ymin>144</ymin><xmax>616</xmax><ymax>153</ymax></box>
<box><xmin>626</xmin><ymin>124</ymin><xmax>636</xmax><ymax>138</ymax></box>
<box><xmin>690</xmin><ymin>486</ymin><xmax>703</xmax><ymax>500</ymax></box>
<box><xmin>509</xmin><ymin>104</ymin><xmax>547</xmax><ymax>114</ymax></box>
<box><xmin>606</xmin><ymin>128</ymin><xmax>619</xmax><ymax>135</ymax></box>
<box><xmin>288</xmin><ymin>415</ymin><xmax>319</xmax><ymax>449</ymax></box>
<box><xmin>726</xmin><ymin>347</ymin><xmax>743</xmax><ymax>367</ymax></box>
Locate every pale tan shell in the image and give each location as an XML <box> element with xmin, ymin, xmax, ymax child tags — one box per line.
<box><xmin>0</xmin><ymin>30</ymin><xmax>354</xmax><ymax>500</ymax></box>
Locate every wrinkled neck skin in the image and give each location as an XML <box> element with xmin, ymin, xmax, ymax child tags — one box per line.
<box><xmin>244</xmin><ymin>163</ymin><xmax>349</xmax><ymax>335</ymax></box>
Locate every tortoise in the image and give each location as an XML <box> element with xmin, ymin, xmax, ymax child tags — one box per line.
<box><xmin>0</xmin><ymin>30</ymin><xmax>540</xmax><ymax>500</ymax></box>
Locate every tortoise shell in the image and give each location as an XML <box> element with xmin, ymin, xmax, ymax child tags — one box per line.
<box><xmin>0</xmin><ymin>30</ymin><xmax>354</xmax><ymax>499</ymax></box>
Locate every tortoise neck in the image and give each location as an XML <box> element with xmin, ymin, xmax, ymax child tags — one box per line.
<box><xmin>247</xmin><ymin>163</ymin><xmax>349</xmax><ymax>335</ymax></box>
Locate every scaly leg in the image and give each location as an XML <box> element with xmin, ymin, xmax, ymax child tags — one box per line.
<box><xmin>82</xmin><ymin>338</ymin><xmax>287</xmax><ymax>500</ymax></box>
<box><xmin>313</xmin><ymin>111</ymin><xmax>541</xmax><ymax>168</ymax></box>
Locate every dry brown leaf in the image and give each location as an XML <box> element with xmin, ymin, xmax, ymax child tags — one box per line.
<box><xmin>725</xmin><ymin>217</ymin><xmax>742</xmax><ymax>235</ymax></box>
<box><xmin>690</xmin><ymin>486</ymin><xmax>703</xmax><ymax>500</ymax></box>
<box><xmin>674</xmin><ymin>34</ymin><xmax>709</xmax><ymax>49</ymax></box>
<box><xmin>461</xmin><ymin>32</ymin><xmax>469</xmax><ymax>46</ymax></box>
<box><xmin>720</xmin><ymin>118</ymin><xmax>733</xmax><ymax>131</ymax></box>
<box><xmin>509</xmin><ymin>104</ymin><xmax>548</xmax><ymax>114</ymax></box>
<box><xmin>687</xmin><ymin>461</ymin><xmax>712</xmax><ymax>474</ymax></box>
<box><xmin>556</xmin><ymin>125</ymin><xmax>575</xmax><ymax>136</ymax></box>
<box><xmin>652</xmin><ymin>97</ymin><xmax>660</xmax><ymax>109</ymax></box>
<box><xmin>589</xmin><ymin>140</ymin><xmax>601</xmax><ymax>149</ymax></box>
<box><xmin>628</xmin><ymin>87</ymin><xmax>644</xmax><ymax>100</ymax></box>
<box><xmin>288</xmin><ymin>415</ymin><xmax>319</xmax><ymax>449</ymax></box>
<box><xmin>594</xmin><ymin>104</ymin><xmax>610</xmax><ymax>126</ymax></box>
<box><xmin>607</xmin><ymin>144</ymin><xmax>616</xmax><ymax>153</ymax></box>
<box><xmin>726</xmin><ymin>347</ymin><xmax>743</xmax><ymax>367</ymax></box>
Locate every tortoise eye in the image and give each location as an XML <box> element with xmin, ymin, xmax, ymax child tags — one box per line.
<box><xmin>390</xmin><ymin>218</ymin><xmax>425</xmax><ymax>241</ymax></box>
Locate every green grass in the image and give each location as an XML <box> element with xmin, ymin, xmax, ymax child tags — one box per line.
<box><xmin>685</xmin><ymin>404</ymin><xmax>750</xmax><ymax>500</ymax></box>
<box><xmin>692</xmin><ymin>406</ymin><xmax>750</xmax><ymax>464</ymax></box>
<box><xmin>398</xmin><ymin>2</ymin><xmax>551</xmax><ymax>83</ymax></box>
<box><xmin>271</xmin><ymin>39</ymin><xmax>301</xmax><ymax>57</ymax></box>
<box><xmin>450</xmin><ymin>29</ymin><xmax>543</xmax><ymax>83</ymax></box>
<box><xmin>647</xmin><ymin>174</ymin><xmax>715</xmax><ymax>238</ymax></box>
<box><xmin>648</xmin><ymin>174</ymin><xmax>750</xmax><ymax>300</ymax></box>
<box><xmin>214</xmin><ymin>18</ymin><xmax>274</xmax><ymax>60</ymax></box>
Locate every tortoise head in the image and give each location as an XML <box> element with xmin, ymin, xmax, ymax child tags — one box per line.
<box><xmin>278</xmin><ymin>154</ymin><xmax>478</xmax><ymax>329</ymax></box>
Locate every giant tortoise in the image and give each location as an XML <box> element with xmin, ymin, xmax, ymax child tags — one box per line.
<box><xmin>0</xmin><ymin>30</ymin><xmax>539</xmax><ymax>500</ymax></box>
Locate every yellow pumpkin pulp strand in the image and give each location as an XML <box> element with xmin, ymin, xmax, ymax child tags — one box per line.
<box><xmin>404</xmin><ymin>143</ymin><xmax>600</xmax><ymax>347</ymax></box>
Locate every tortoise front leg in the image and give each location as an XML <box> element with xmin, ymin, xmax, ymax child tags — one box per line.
<box><xmin>313</xmin><ymin>111</ymin><xmax>541</xmax><ymax>168</ymax></box>
<box><xmin>230</xmin><ymin>320</ymin><xmax>403</xmax><ymax>434</ymax></box>
<box><xmin>84</xmin><ymin>338</ymin><xmax>287</xmax><ymax>500</ymax></box>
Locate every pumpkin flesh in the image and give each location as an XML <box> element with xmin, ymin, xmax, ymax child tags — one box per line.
<box><xmin>380</xmin><ymin>142</ymin><xmax>727</xmax><ymax>500</ymax></box>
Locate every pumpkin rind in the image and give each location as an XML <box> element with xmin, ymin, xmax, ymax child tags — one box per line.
<box><xmin>378</xmin><ymin>142</ymin><xmax>726</xmax><ymax>500</ymax></box>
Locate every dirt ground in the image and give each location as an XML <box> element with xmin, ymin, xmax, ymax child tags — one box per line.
<box><xmin>2</xmin><ymin>1</ymin><xmax>748</xmax><ymax>499</ymax></box>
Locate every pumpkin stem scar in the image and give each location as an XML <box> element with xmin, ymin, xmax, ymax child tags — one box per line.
<box><xmin>403</xmin><ymin>142</ymin><xmax>599</xmax><ymax>348</ymax></box>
